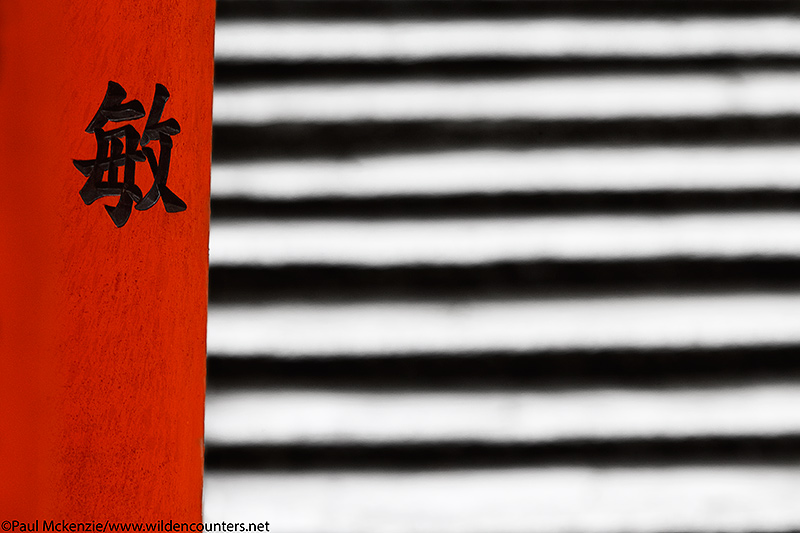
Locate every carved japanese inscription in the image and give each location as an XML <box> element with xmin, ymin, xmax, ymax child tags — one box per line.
<box><xmin>74</xmin><ymin>81</ymin><xmax>186</xmax><ymax>227</ymax></box>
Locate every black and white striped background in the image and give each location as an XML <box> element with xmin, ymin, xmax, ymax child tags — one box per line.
<box><xmin>204</xmin><ymin>1</ymin><xmax>800</xmax><ymax>530</ymax></box>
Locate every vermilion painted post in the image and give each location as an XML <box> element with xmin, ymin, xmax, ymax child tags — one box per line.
<box><xmin>0</xmin><ymin>1</ymin><xmax>213</xmax><ymax>520</ymax></box>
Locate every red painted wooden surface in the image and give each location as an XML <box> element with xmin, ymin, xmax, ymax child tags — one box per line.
<box><xmin>0</xmin><ymin>1</ymin><xmax>213</xmax><ymax>519</ymax></box>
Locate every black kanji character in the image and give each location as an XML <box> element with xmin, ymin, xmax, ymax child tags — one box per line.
<box><xmin>74</xmin><ymin>81</ymin><xmax>147</xmax><ymax>228</ymax></box>
<box><xmin>136</xmin><ymin>83</ymin><xmax>186</xmax><ymax>213</ymax></box>
<box><xmin>73</xmin><ymin>81</ymin><xmax>186</xmax><ymax>228</ymax></box>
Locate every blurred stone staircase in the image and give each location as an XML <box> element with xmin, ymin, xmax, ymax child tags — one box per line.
<box><xmin>205</xmin><ymin>1</ymin><xmax>800</xmax><ymax>530</ymax></box>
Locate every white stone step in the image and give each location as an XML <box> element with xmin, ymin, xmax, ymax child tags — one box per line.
<box><xmin>211</xmin><ymin>145</ymin><xmax>800</xmax><ymax>200</ymax></box>
<box><xmin>207</xmin><ymin>292</ymin><xmax>800</xmax><ymax>356</ymax></box>
<box><xmin>215</xmin><ymin>18</ymin><xmax>800</xmax><ymax>61</ymax></box>
<box><xmin>205</xmin><ymin>466</ymin><xmax>800</xmax><ymax>533</ymax></box>
<box><xmin>213</xmin><ymin>72</ymin><xmax>800</xmax><ymax>124</ymax></box>
<box><xmin>206</xmin><ymin>383</ymin><xmax>800</xmax><ymax>444</ymax></box>
<box><xmin>209</xmin><ymin>213</ymin><xmax>800</xmax><ymax>266</ymax></box>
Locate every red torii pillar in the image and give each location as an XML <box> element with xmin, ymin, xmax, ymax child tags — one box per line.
<box><xmin>0</xmin><ymin>1</ymin><xmax>213</xmax><ymax>520</ymax></box>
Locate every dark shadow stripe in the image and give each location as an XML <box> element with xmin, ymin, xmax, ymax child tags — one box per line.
<box><xmin>216</xmin><ymin>0</ymin><xmax>800</xmax><ymax>20</ymax></box>
<box><xmin>215</xmin><ymin>57</ymin><xmax>800</xmax><ymax>84</ymax></box>
<box><xmin>204</xmin><ymin>435</ymin><xmax>800</xmax><ymax>471</ymax></box>
<box><xmin>206</xmin><ymin>345</ymin><xmax>800</xmax><ymax>390</ymax></box>
<box><xmin>212</xmin><ymin>117</ymin><xmax>800</xmax><ymax>160</ymax></box>
<box><xmin>211</xmin><ymin>191</ymin><xmax>800</xmax><ymax>219</ymax></box>
<box><xmin>208</xmin><ymin>259</ymin><xmax>800</xmax><ymax>302</ymax></box>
